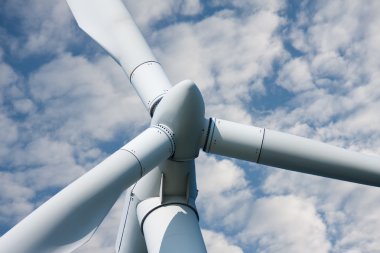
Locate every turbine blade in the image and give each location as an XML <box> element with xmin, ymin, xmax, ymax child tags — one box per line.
<box><xmin>203</xmin><ymin>118</ymin><xmax>380</xmax><ymax>187</ymax></box>
<box><xmin>0</xmin><ymin>127</ymin><xmax>174</xmax><ymax>253</ymax></box>
<box><xmin>66</xmin><ymin>0</ymin><xmax>172</xmax><ymax>114</ymax></box>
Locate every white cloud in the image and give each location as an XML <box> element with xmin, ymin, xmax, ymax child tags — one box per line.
<box><xmin>123</xmin><ymin>0</ymin><xmax>177</xmax><ymax>31</ymax></box>
<box><xmin>180</xmin><ymin>0</ymin><xmax>203</xmax><ymax>16</ymax></box>
<box><xmin>311</xmin><ymin>52</ymin><xmax>347</xmax><ymax>87</ymax></box>
<box><xmin>0</xmin><ymin>62</ymin><xmax>18</xmax><ymax>88</ymax></box>
<box><xmin>11</xmin><ymin>137</ymin><xmax>85</xmax><ymax>190</ymax></box>
<box><xmin>277</xmin><ymin>57</ymin><xmax>314</xmax><ymax>92</ymax></box>
<box><xmin>209</xmin><ymin>0</ymin><xmax>285</xmax><ymax>12</ymax></box>
<box><xmin>124</xmin><ymin>0</ymin><xmax>203</xmax><ymax>33</ymax></box>
<box><xmin>1</xmin><ymin>0</ymin><xmax>76</xmax><ymax>57</ymax></box>
<box><xmin>152</xmin><ymin>7</ymin><xmax>286</xmax><ymax>122</ymax></box>
<box><xmin>0</xmin><ymin>172</ymin><xmax>35</xmax><ymax>225</ymax></box>
<box><xmin>11</xmin><ymin>98</ymin><xmax>35</xmax><ymax>114</ymax></box>
<box><xmin>27</xmin><ymin>53</ymin><xmax>148</xmax><ymax>143</ymax></box>
<box><xmin>261</xmin><ymin>168</ymin><xmax>380</xmax><ymax>253</ymax></box>
<box><xmin>0</xmin><ymin>112</ymin><xmax>18</xmax><ymax>158</ymax></box>
<box><xmin>238</xmin><ymin>195</ymin><xmax>331</xmax><ymax>253</ymax></box>
<box><xmin>202</xmin><ymin>229</ymin><xmax>243</xmax><ymax>253</ymax></box>
<box><xmin>196</xmin><ymin>154</ymin><xmax>254</xmax><ymax>231</ymax></box>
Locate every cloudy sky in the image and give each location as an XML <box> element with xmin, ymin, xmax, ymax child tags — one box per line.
<box><xmin>1</xmin><ymin>0</ymin><xmax>380</xmax><ymax>252</ymax></box>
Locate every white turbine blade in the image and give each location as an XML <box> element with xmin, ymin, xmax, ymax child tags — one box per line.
<box><xmin>203</xmin><ymin>118</ymin><xmax>380</xmax><ymax>187</ymax></box>
<box><xmin>66</xmin><ymin>0</ymin><xmax>172</xmax><ymax>114</ymax></box>
<box><xmin>0</xmin><ymin>126</ymin><xmax>174</xmax><ymax>253</ymax></box>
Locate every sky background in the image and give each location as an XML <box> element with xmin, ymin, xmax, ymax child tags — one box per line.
<box><xmin>1</xmin><ymin>0</ymin><xmax>380</xmax><ymax>252</ymax></box>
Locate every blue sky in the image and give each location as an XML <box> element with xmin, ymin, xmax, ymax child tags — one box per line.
<box><xmin>1</xmin><ymin>0</ymin><xmax>380</xmax><ymax>252</ymax></box>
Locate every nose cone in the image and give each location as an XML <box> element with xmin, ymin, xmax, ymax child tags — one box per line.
<box><xmin>152</xmin><ymin>80</ymin><xmax>205</xmax><ymax>161</ymax></box>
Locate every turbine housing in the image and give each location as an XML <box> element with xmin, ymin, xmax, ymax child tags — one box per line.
<box><xmin>151</xmin><ymin>80</ymin><xmax>205</xmax><ymax>161</ymax></box>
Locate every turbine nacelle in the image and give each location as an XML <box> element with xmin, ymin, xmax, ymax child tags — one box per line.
<box><xmin>152</xmin><ymin>80</ymin><xmax>206</xmax><ymax>161</ymax></box>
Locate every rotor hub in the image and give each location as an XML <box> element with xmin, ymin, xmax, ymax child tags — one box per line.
<box><xmin>151</xmin><ymin>80</ymin><xmax>206</xmax><ymax>161</ymax></box>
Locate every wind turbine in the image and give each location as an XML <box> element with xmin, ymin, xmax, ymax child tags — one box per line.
<box><xmin>1</xmin><ymin>0</ymin><xmax>380</xmax><ymax>252</ymax></box>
